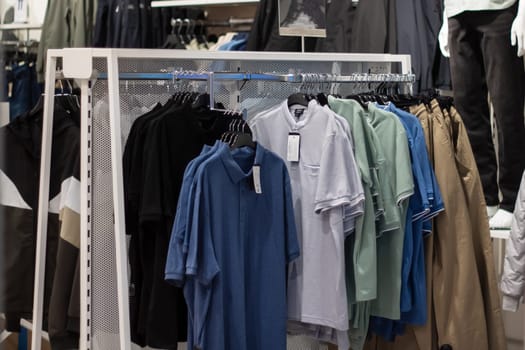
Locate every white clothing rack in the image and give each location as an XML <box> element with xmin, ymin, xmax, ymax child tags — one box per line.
<box><xmin>34</xmin><ymin>48</ymin><xmax>414</xmax><ymax>350</ymax></box>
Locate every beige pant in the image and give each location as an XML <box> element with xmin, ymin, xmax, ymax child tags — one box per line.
<box><xmin>364</xmin><ymin>101</ymin><xmax>505</xmax><ymax>350</ymax></box>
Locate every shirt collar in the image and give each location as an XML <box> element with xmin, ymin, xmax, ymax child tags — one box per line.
<box><xmin>281</xmin><ymin>98</ymin><xmax>318</xmax><ymax>130</ymax></box>
<box><xmin>220</xmin><ymin>142</ymin><xmax>264</xmax><ymax>184</ymax></box>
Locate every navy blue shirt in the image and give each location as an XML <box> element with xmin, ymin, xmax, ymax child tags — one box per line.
<box><xmin>165</xmin><ymin>142</ymin><xmax>300</xmax><ymax>350</ymax></box>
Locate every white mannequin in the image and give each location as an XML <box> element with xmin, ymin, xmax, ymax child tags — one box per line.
<box><xmin>438</xmin><ymin>0</ymin><xmax>525</xmax><ymax>229</ymax></box>
<box><xmin>439</xmin><ymin>0</ymin><xmax>525</xmax><ymax>57</ymax></box>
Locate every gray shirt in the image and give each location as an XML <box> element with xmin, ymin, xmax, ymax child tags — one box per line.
<box><xmin>445</xmin><ymin>0</ymin><xmax>517</xmax><ymax>17</ymax></box>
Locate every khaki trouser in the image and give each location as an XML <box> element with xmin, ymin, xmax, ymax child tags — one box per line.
<box><xmin>364</xmin><ymin>101</ymin><xmax>505</xmax><ymax>350</ymax></box>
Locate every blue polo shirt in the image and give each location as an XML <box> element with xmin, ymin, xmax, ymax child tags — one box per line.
<box><xmin>166</xmin><ymin>142</ymin><xmax>299</xmax><ymax>350</ymax></box>
<box><xmin>165</xmin><ymin>141</ymin><xmax>221</xmax><ymax>286</ymax></box>
<box><xmin>370</xmin><ymin>103</ymin><xmax>444</xmax><ymax>340</ymax></box>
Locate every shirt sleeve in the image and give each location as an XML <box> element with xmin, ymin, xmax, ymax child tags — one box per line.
<box><xmin>412</xmin><ymin>119</ymin><xmax>444</xmax><ymax>221</ymax></box>
<box><xmin>186</xmin><ymin>171</ymin><xmax>220</xmax><ymax>349</ymax></box>
<box><xmin>393</xmin><ymin>126</ymin><xmax>414</xmax><ymax>205</ymax></box>
<box><xmin>165</xmin><ymin>160</ymin><xmax>200</xmax><ymax>286</ymax></box>
<box><xmin>185</xmin><ymin>172</ymin><xmax>220</xmax><ymax>286</ymax></box>
<box><xmin>314</xmin><ymin>132</ymin><xmax>365</xmax><ymax>215</ymax></box>
<box><xmin>174</xmin><ymin>145</ymin><xmax>214</xmax><ymax>251</ymax></box>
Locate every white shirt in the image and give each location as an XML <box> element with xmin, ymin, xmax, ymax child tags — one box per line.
<box><xmin>248</xmin><ymin>100</ymin><xmax>364</xmax><ymax>347</ymax></box>
<box><xmin>445</xmin><ymin>0</ymin><xmax>517</xmax><ymax>18</ymax></box>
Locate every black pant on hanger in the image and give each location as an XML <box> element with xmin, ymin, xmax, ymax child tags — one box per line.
<box><xmin>448</xmin><ymin>3</ymin><xmax>525</xmax><ymax>212</ymax></box>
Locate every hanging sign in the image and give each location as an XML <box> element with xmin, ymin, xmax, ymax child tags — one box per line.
<box><xmin>278</xmin><ymin>0</ymin><xmax>327</xmax><ymax>38</ymax></box>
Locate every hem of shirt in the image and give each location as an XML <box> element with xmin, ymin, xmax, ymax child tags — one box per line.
<box><xmin>370</xmin><ymin>310</ymin><xmax>401</xmax><ymax>321</ymax></box>
<box><xmin>314</xmin><ymin>195</ymin><xmax>356</xmax><ymax>214</ymax></box>
<box><xmin>344</xmin><ymin>208</ymin><xmax>364</xmax><ymax>220</ymax></box>
<box><xmin>287</xmin><ymin>323</ymin><xmax>338</xmax><ymax>347</ymax></box>
<box><xmin>287</xmin><ymin>322</ymin><xmax>349</xmax><ymax>349</ymax></box>
<box><xmin>185</xmin><ymin>266</ymin><xmax>198</xmax><ymax>275</ymax></box>
<box><xmin>412</xmin><ymin>208</ymin><xmax>430</xmax><ymax>221</ymax></box>
<box><xmin>374</xmin><ymin>208</ymin><xmax>385</xmax><ymax>219</ymax></box>
<box><xmin>422</xmin><ymin>206</ymin><xmax>445</xmax><ymax>222</ymax></box>
<box><xmin>165</xmin><ymin>272</ymin><xmax>184</xmax><ymax>287</ymax></box>
<box><xmin>355</xmin><ymin>290</ymin><xmax>377</xmax><ymax>302</ymax></box>
<box><xmin>396</xmin><ymin>188</ymin><xmax>415</xmax><ymax>206</ymax></box>
<box><xmin>377</xmin><ymin>223</ymin><xmax>402</xmax><ymax>237</ymax></box>
<box><xmin>288</xmin><ymin>315</ymin><xmax>349</xmax><ymax>332</ymax></box>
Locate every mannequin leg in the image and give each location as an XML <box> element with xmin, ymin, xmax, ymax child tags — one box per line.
<box><xmin>478</xmin><ymin>5</ymin><xmax>525</xmax><ymax>212</ymax></box>
<box><xmin>448</xmin><ymin>14</ymin><xmax>499</xmax><ymax>207</ymax></box>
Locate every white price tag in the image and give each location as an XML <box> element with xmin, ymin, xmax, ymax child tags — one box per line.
<box><xmin>287</xmin><ymin>133</ymin><xmax>300</xmax><ymax>162</ymax></box>
<box><xmin>14</xmin><ymin>0</ymin><xmax>28</xmax><ymax>23</ymax></box>
<box><xmin>253</xmin><ymin>165</ymin><xmax>262</xmax><ymax>194</ymax></box>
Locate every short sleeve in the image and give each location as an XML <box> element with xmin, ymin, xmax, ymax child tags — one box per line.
<box><xmin>393</xmin><ymin>126</ymin><xmax>414</xmax><ymax>205</ymax></box>
<box><xmin>165</xmin><ymin>160</ymin><xmax>201</xmax><ymax>286</ymax></box>
<box><xmin>185</xmin><ymin>172</ymin><xmax>220</xmax><ymax>286</ymax></box>
<box><xmin>314</xmin><ymin>132</ymin><xmax>365</xmax><ymax>215</ymax></box>
<box><xmin>184</xmin><ymin>171</ymin><xmax>220</xmax><ymax>348</ymax></box>
<box><xmin>283</xmin><ymin>166</ymin><xmax>300</xmax><ymax>263</ymax></box>
<box><xmin>174</xmin><ymin>145</ymin><xmax>214</xmax><ymax>249</ymax></box>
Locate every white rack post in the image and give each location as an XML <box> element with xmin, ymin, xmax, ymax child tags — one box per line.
<box><xmin>106</xmin><ymin>52</ymin><xmax>132</xmax><ymax>350</ymax></box>
<box><xmin>31</xmin><ymin>53</ymin><xmax>57</xmax><ymax>350</ymax></box>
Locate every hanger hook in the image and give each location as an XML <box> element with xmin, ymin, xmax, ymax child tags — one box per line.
<box><xmin>175</xmin><ymin>18</ymin><xmax>183</xmax><ymax>36</ymax></box>
<box><xmin>58</xmin><ymin>79</ymin><xmax>64</xmax><ymax>95</ymax></box>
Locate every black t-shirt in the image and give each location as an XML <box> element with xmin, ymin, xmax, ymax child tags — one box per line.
<box><xmin>124</xmin><ymin>102</ymin><xmax>240</xmax><ymax>348</ymax></box>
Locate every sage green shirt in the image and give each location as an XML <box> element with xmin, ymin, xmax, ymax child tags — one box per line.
<box><xmin>366</xmin><ymin>103</ymin><xmax>414</xmax><ymax>320</ymax></box>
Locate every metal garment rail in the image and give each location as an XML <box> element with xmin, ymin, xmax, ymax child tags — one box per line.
<box><xmin>97</xmin><ymin>71</ymin><xmax>416</xmax><ymax>83</ymax></box>
<box><xmin>33</xmin><ymin>48</ymin><xmax>415</xmax><ymax>350</ymax></box>
<box><xmin>97</xmin><ymin>71</ymin><xmax>417</xmax><ymax>106</ymax></box>
<box><xmin>97</xmin><ymin>70</ymin><xmax>416</xmax><ymax>112</ymax></box>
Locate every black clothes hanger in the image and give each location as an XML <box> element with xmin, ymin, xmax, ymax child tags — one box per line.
<box><xmin>316</xmin><ymin>92</ymin><xmax>328</xmax><ymax>106</ymax></box>
<box><xmin>191</xmin><ymin>92</ymin><xmax>211</xmax><ymax>110</ymax></box>
<box><xmin>231</xmin><ymin>132</ymin><xmax>256</xmax><ymax>149</ymax></box>
<box><xmin>162</xmin><ymin>18</ymin><xmax>186</xmax><ymax>49</ymax></box>
<box><xmin>287</xmin><ymin>93</ymin><xmax>310</xmax><ymax>107</ymax></box>
<box><xmin>344</xmin><ymin>94</ymin><xmax>369</xmax><ymax>109</ymax></box>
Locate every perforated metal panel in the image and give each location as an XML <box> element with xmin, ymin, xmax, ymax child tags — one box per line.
<box><xmin>87</xmin><ymin>54</ymin><xmax>402</xmax><ymax>350</ymax></box>
<box><xmin>90</xmin><ymin>58</ymin><xmax>121</xmax><ymax>350</ymax></box>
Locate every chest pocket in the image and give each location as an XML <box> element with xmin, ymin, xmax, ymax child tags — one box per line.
<box><xmin>302</xmin><ymin>164</ymin><xmax>320</xmax><ymax>176</ymax></box>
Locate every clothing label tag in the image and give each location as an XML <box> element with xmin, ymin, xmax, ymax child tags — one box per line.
<box><xmin>287</xmin><ymin>133</ymin><xmax>300</xmax><ymax>162</ymax></box>
<box><xmin>293</xmin><ymin>109</ymin><xmax>305</xmax><ymax>121</ymax></box>
<box><xmin>253</xmin><ymin>165</ymin><xmax>262</xmax><ymax>194</ymax></box>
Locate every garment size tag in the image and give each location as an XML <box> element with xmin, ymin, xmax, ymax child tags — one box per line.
<box><xmin>253</xmin><ymin>165</ymin><xmax>262</xmax><ymax>194</ymax></box>
<box><xmin>293</xmin><ymin>109</ymin><xmax>305</xmax><ymax>121</ymax></box>
<box><xmin>287</xmin><ymin>133</ymin><xmax>300</xmax><ymax>162</ymax></box>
